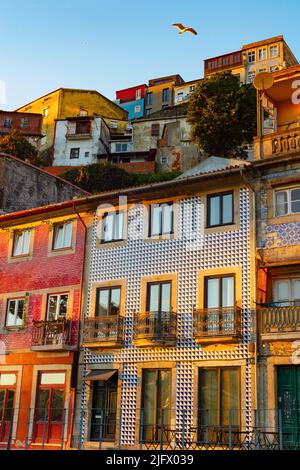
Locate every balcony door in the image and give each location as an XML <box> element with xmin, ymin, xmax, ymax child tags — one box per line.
<box><xmin>274</xmin><ymin>278</ymin><xmax>300</xmax><ymax>306</ymax></box>
<box><xmin>145</xmin><ymin>282</ymin><xmax>172</xmax><ymax>338</ymax></box>
<box><xmin>90</xmin><ymin>372</ymin><xmax>118</xmax><ymax>442</ymax></box>
<box><xmin>95</xmin><ymin>287</ymin><xmax>121</xmax><ymax>341</ymax></box>
<box><xmin>204</xmin><ymin>275</ymin><xmax>235</xmax><ymax>333</ymax></box>
<box><xmin>277</xmin><ymin>366</ymin><xmax>300</xmax><ymax>449</ymax></box>
<box><xmin>33</xmin><ymin>372</ymin><xmax>66</xmax><ymax>445</ymax></box>
<box><xmin>0</xmin><ymin>374</ymin><xmax>16</xmax><ymax>443</ymax></box>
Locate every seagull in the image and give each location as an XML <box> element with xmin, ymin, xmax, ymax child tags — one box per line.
<box><xmin>172</xmin><ymin>23</ymin><xmax>198</xmax><ymax>35</ymax></box>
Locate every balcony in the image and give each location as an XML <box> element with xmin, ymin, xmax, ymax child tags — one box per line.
<box><xmin>204</xmin><ymin>51</ymin><xmax>243</xmax><ymax>77</ymax></box>
<box><xmin>260</xmin><ymin>303</ymin><xmax>300</xmax><ymax>341</ymax></box>
<box><xmin>31</xmin><ymin>320</ymin><xmax>76</xmax><ymax>351</ymax></box>
<box><xmin>193</xmin><ymin>307</ymin><xmax>242</xmax><ymax>344</ymax></box>
<box><xmin>133</xmin><ymin>311</ymin><xmax>177</xmax><ymax>347</ymax></box>
<box><xmin>82</xmin><ymin>316</ymin><xmax>124</xmax><ymax>349</ymax></box>
<box><xmin>66</xmin><ymin>122</ymin><xmax>92</xmax><ymax>140</ymax></box>
<box><xmin>254</xmin><ymin>129</ymin><xmax>300</xmax><ymax>160</ymax></box>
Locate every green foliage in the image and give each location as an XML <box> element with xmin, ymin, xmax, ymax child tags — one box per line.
<box><xmin>60</xmin><ymin>163</ymin><xmax>181</xmax><ymax>193</ymax></box>
<box><xmin>0</xmin><ymin>129</ymin><xmax>41</xmax><ymax>166</ymax></box>
<box><xmin>187</xmin><ymin>71</ymin><xmax>257</xmax><ymax>158</ymax></box>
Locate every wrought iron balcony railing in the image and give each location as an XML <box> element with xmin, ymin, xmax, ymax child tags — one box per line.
<box><xmin>261</xmin><ymin>303</ymin><xmax>300</xmax><ymax>336</ymax></box>
<box><xmin>31</xmin><ymin>319</ymin><xmax>74</xmax><ymax>351</ymax></box>
<box><xmin>82</xmin><ymin>316</ymin><xmax>124</xmax><ymax>347</ymax></box>
<box><xmin>133</xmin><ymin>311</ymin><xmax>177</xmax><ymax>346</ymax></box>
<box><xmin>193</xmin><ymin>307</ymin><xmax>242</xmax><ymax>343</ymax></box>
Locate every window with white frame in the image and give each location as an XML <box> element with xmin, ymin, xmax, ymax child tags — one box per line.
<box><xmin>52</xmin><ymin>222</ymin><xmax>73</xmax><ymax>250</ymax></box>
<box><xmin>270</xmin><ymin>45</ymin><xmax>278</xmax><ymax>58</ymax></box>
<box><xmin>46</xmin><ymin>294</ymin><xmax>68</xmax><ymax>321</ymax></box>
<box><xmin>134</xmin><ymin>105</ymin><xmax>141</xmax><ymax>113</ymax></box>
<box><xmin>12</xmin><ymin>229</ymin><xmax>31</xmax><ymax>257</ymax></box>
<box><xmin>6</xmin><ymin>298</ymin><xmax>25</xmax><ymax>327</ymax></box>
<box><xmin>43</xmin><ymin>107</ymin><xmax>49</xmax><ymax>118</ymax></box>
<box><xmin>136</xmin><ymin>89</ymin><xmax>141</xmax><ymax>100</ymax></box>
<box><xmin>20</xmin><ymin>117</ymin><xmax>29</xmax><ymax>129</ymax></box>
<box><xmin>247</xmin><ymin>71</ymin><xmax>256</xmax><ymax>84</ymax></box>
<box><xmin>247</xmin><ymin>51</ymin><xmax>256</xmax><ymax>63</ymax></box>
<box><xmin>258</xmin><ymin>48</ymin><xmax>267</xmax><ymax>60</ymax></box>
<box><xmin>3</xmin><ymin>117</ymin><xmax>12</xmax><ymax>128</ymax></box>
<box><xmin>100</xmin><ymin>211</ymin><xmax>124</xmax><ymax>243</ymax></box>
<box><xmin>274</xmin><ymin>278</ymin><xmax>300</xmax><ymax>306</ymax></box>
<box><xmin>149</xmin><ymin>202</ymin><xmax>174</xmax><ymax>237</ymax></box>
<box><xmin>116</xmin><ymin>143</ymin><xmax>128</xmax><ymax>152</ymax></box>
<box><xmin>275</xmin><ymin>187</ymin><xmax>300</xmax><ymax>217</ymax></box>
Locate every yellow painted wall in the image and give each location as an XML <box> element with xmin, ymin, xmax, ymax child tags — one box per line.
<box><xmin>277</xmin><ymin>100</ymin><xmax>300</xmax><ymax>130</ymax></box>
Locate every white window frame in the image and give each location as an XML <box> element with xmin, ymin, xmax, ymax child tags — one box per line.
<box><xmin>273</xmin><ymin>278</ymin><xmax>300</xmax><ymax>305</ymax></box>
<box><xmin>52</xmin><ymin>222</ymin><xmax>73</xmax><ymax>250</ymax></box>
<box><xmin>269</xmin><ymin>45</ymin><xmax>278</xmax><ymax>58</ymax></box>
<box><xmin>134</xmin><ymin>105</ymin><xmax>141</xmax><ymax>113</ymax></box>
<box><xmin>100</xmin><ymin>211</ymin><xmax>124</xmax><ymax>244</ymax></box>
<box><xmin>274</xmin><ymin>186</ymin><xmax>300</xmax><ymax>217</ymax></box>
<box><xmin>43</xmin><ymin>107</ymin><xmax>49</xmax><ymax>118</ymax></box>
<box><xmin>12</xmin><ymin>229</ymin><xmax>31</xmax><ymax>257</ymax></box>
<box><xmin>248</xmin><ymin>51</ymin><xmax>256</xmax><ymax>63</ymax></box>
<box><xmin>46</xmin><ymin>293</ymin><xmax>69</xmax><ymax>321</ymax></box>
<box><xmin>6</xmin><ymin>298</ymin><xmax>25</xmax><ymax>327</ymax></box>
<box><xmin>258</xmin><ymin>48</ymin><xmax>267</xmax><ymax>61</ymax></box>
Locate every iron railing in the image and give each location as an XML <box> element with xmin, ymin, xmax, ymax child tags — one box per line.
<box><xmin>133</xmin><ymin>311</ymin><xmax>177</xmax><ymax>344</ymax></box>
<box><xmin>193</xmin><ymin>307</ymin><xmax>242</xmax><ymax>340</ymax></box>
<box><xmin>261</xmin><ymin>303</ymin><xmax>300</xmax><ymax>335</ymax></box>
<box><xmin>31</xmin><ymin>319</ymin><xmax>73</xmax><ymax>348</ymax></box>
<box><xmin>83</xmin><ymin>316</ymin><xmax>124</xmax><ymax>345</ymax></box>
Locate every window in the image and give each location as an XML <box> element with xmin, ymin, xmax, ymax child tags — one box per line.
<box><xmin>43</xmin><ymin>108</ymin><xmax>49</xmax><ymax>117</ymax></box>
<box><xmin>207</xmin><ymin>191</ymin><xmax>233</xmax><ymax>228</ymax></box>
<box><xmin>274</xmin><ymin>278</ymin><xmax>300</xmax><ymax>306</ymax></box>
<box><xmin>134</xmin><ymin>105</ymin><xmax>141</xmax><ymax>113</ymax></box>
<box><xmin>177</xmin><ymin>92</ymin><xmax>184</xmax><ymax>102</ymax></box>
<box><xmin>275</xmin><ymin>187</ymin><xmax>300</xmax><ymax>216</ymax></box>
<box><xmin>270</xmin><ymin>45</ymin><xmax>278</xmax><ymax>58</ymax></box>
<box><xmin>136</xmin><ymin>89</ymin><xmax>141</xmax><ymax>100</ymax></box>
<box><xmin>190</xmin><ymin>85</ymin><xmax>196</xmax><ymax>92</ymax></box>
<box><xmin>75</xmin><ymin>120</ymin><xmax>91</xmax><ymax>135</ymax></box>
<box><xmin>46</xmin><ymin>294</ymin><xmax>68</xmax><ymax>321</ymax></box>
<box><xmin>258</xmin><ymin>48</ymin><xmax>267</xmax><ymax>60</ymax></box>
<box><xmin>146</xmin><ymin>281</ymin><xmax>171</xmax><ymax>313</ymax></box>
<box><xmin>70</xmin><ymin>148</ymin><xmax>80</xmax><ymax>159</ymax></box>
<box><xmin>162</xmin><ymin>88</ymin><xmax>170</xmax><ymax>103</ymax></box>
<box><xmin>204</xmin><ymin>275</ymin><xmax>235</xmax><ymax>334</ymax></box>
<box><xmin>0</xmin><ymin>374</ymin><xmax>16</xmax><ymax>440</ymax></box>
<box><xmin>85</xmin><ymin>151</ymin><xmax>90</xmax><ymax>158</ymax></box>
<box><xmin>6</xmin><ymin>299</ymin><xmax>25</xmax><ymax>327</ymax></box>
<box><xmin>145</xmin><ymin>92</ymin><xmax>153</xmax><ymax>106</ymax></box>
<box><xmin>12</xmin><ymin>229</ymin><xmax>31</xmax><ymax>257</ymax></box>
<box><xmin>52</xmin><ymin>222</ymin><xmax>72</xmax><ymax>250</ymax></box>
<box><xmin>20</xmin><ymin>117</ymin><xmax>29</xmax><ymax>129</ymax></box>
<box><xmin>198</xmin><ymin>368</ymin><xmax>240</xmax><ymax>440</ymax></box>
<box><xmin>160</xmin><ymin>156</ymin><xmax>169</xmax><ymax>165</ymax></box>
<box><xmin>247</xmin><ymin>51</ymin><xmax>256</xmax><ymax>63</ymax></box>
<box><xmin>3</xmin><ymin>117</ymin><xmax>12</xmax><ymax>128</ymax></box>
<box><xmin>247</xmin><ymin>71</ymin><xmax>255</xmax><ymax>83</ymax></box>
<box><xmin>100</xmin><ymin>212</ymin><xmax>124</xmax><ymax>243</ymax></box>
<box><xmin>95</xmin><ymin>287</ymin><xmax>121</xmax><ymax>317</ymax></box>
<box><xmin>141</xmin><ymin>369</ymin><xmax>171</xmax><ymax>442</ymax></box>
<box><xmin>115</xmin><ymin>143</ymin><xmax>128</xmax><ymax>152</ymax></box>
<box><xmin>145</xmin><ymin>109</ymin><xmax>152</xmax><ymax>116</ymax></box>
<box><xmin>151</xmin><ymin>123</ymin><xmax>160</xmax><ymax>137</ymax></box>
<box><xmin>110</xmin><ymin>121</ymin><xmax>118</xmax><ymax>129</ymax></box>
<box><xmin>149</xmin><ymin>202</ymin><xmax>174</xmax><ymax>237</ymax></box>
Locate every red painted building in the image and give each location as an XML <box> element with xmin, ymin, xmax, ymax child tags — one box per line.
<box><xmin>0</xmin><ymin>200</ymin><xmax>90</xmax><ymax>449</ymax></box>
<box><xmin>0</xmin><ymin>111</ymin><xmax>42</xmax><ymax>138</ymax></box>
<box><xmin>116</xmin><ymin>84</ymin><xmax>147</xmax><ymax>103</ymax></box>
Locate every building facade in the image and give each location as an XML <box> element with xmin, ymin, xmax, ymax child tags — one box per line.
<box><xmin>0</xmin><ymin>111</ymin><xmax>42</xmax><ymax>148</ymax></box>
<box><xmin>145</xmin><ymin>75</ymin><xmax>185</xmax><ymax>116</ymax></box>
<box><xmin>73</xmin><ymin>158</ymin><xmax>256</xmax><ymax>449</ymax></box>
<box><xmin>173</xmin><ymin>79</ymin><xmax>202</xmax><ymax>106</ymax></box>
<box><xmin>0</xmin><ymin>200</ymin><xmax>91</xmax><ymax>449</ymax></box>
<box><xmin>116</xmin><ymin>85</ymin><xmax>147</xmax><ymax>120</ymax></box>
<box><xmin>204</xmin><ymin>35</ymin><xmax>298</xmax><ymax>84</ymax></box>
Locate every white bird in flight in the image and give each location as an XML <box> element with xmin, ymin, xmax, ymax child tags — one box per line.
<box><xmin>172</xmin><ymin>23</ymin><xmax>198</xmax><ymax>36</ymax></box>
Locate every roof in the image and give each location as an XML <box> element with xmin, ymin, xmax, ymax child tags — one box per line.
<box><xmin>0</xmin><ymin>110</ymin><xmax>43</xmax><ymax>118</ymax></box>
<box><xmin>242</xmin><ymin>35</ymin><xmax>284</xmax><ymax>51</ymax></box>
<box><xmin>173</xmin><ymin>79</ymin><xmax>202</xmax><ymax>88</ymax></box>
<box><xmin>0</xmin><ymin>153</ymin><xmax>89</xmax><ymax>195</ymax></box>
<box><xmin>176</xmin><ymin>156</ymin><xmax>251</xmax><ymax>179</ymax></box>
<box><xmin>133</xmin><ymin>103</ymin><xmax>188</xmax><ymax>122</ymax></box>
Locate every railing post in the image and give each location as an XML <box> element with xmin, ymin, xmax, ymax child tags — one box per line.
<box><xmin>139</xmin><ymin>410</ymin><xmax>144</xmax><ymax>450</ymax></box>
<box><xmin>118</xmin><ymin>409</ymin><xmax>122</xmax><ymax>449</ymax></box>
<box><xmin>42</xmin><ymin>410</ymin><xmax>47</xmax><ymax>449</ymax></box>
<box><xmin>98</xmin><ymin>410</ymin><xmax>104</xmax><ymax>450</ymax></box>
<box><xmin>228</xmin><ymin>409</ymin><xmax>232</xmax><ymax>450</ymax></box>
<box><xmin>6</xmin><ymin>410</ymin><xmax>14</xmax><ymax>450</ymax></box>
<box><xmin>278</xmin><ymin>409</ymin><xmax>283</xmax><ymax>451</ymax></box>
<box><xmin>181</xmin><ymin>410</ymin><xmax>186</xmax><ymax>450</ymax></box>
<box><xmin>60</xmin><ymin>408</ymin><xmax>67</xmax><ymax>450</ymax></box>
<box><xmin>25</xmin><ymin>408</ymin><xmax>32</xmax><ymax>450</ymax></box>
<box><xmin>160</xmin><ymin>409</ymin><xmax>165</xmax><ymax>451</ymax></box>
<box><xmin>205</xmin><ymin>409</ymin><xmax>209</xmax><ymax>449</ymax></box>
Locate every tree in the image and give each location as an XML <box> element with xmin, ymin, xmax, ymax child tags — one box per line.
<box><xmin>0</xmin><ymin>130</ymin><xmax>41</xmax><ymax>166</ymax></box>
<box><xmin>187</xmin><ymin>71</ymin><xmax>257</xmax><ymax>158</ymax></box>
<box><xmin>61</xmin><ymin>163</ymin><xmax>181</xmax><ymax>193</ymax></box>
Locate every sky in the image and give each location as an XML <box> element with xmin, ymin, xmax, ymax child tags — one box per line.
<box><xmin>1</xmin><ymin>0</ymin><xmax>300</xmax><ymax>110</ymax></box>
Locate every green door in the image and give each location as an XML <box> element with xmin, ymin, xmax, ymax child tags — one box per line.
<box><xmin>277</xmin><ymin>366</ymin><xmax>300</xmax><ymax>449</ymax></box>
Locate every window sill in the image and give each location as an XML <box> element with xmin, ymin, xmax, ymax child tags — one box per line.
<box><xmin>96</xmin><ymin>239</ymin><xmax>127</xmax><ymax>249</ymax></box>
<box><xmin>268</xmin><ymin>213</ymin><xmax>300</xmax><ymax>225</ymax></box>
<box><xmin>204</xmin><ymin>223</ymin><xmax>239</xmax><ymax>235</ymax></box>
<box><xmin>8</xmin><ymin>254</ymin><xmax>33</xmax><ymax>264</ymax></box>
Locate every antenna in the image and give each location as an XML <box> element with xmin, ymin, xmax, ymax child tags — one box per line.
<box><xmin>253</xmin><ymin>72</ymin><xmax>274</xmax><ymax>91</ymax></box>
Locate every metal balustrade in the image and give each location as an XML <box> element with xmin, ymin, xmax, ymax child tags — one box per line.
<box><xmin>133</xmin><ymin>311</ymin><xmax>177</xmax><ymax>345</ymax></box>
<box><xmin>31</xmin><ymin>319</ymin><xmax>74</xmax><ymax>350</ymax></box>
<box><xmin>83</xmin><ymin>316</ymin><xmax>124</xmax><ymax>346</ymax></box>
<box><xmin>193</xmin><ymin>307</ymin><xmax>242</xmax><ymax>341</ymax></box>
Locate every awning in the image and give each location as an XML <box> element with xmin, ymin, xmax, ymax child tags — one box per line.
<box><xmin>85</xmin><ymin>370</ymin><xmax>117</xmax><ymax>381</ymax></box>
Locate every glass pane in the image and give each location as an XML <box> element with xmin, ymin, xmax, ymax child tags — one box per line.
<box><xmin>13</xmin><ymin>233</ymin><xmax>23</xmax><ymax>256</ymax></box>
<box><xmin>157</xmin><ymin>370</ymin><xmax>171</xmax><ymax>427</ymax></box>
<box><xmin>114</xmin><ymin>213</ymin><xmax>124</xmax><ymax>241</ymax></box>
<box><xmin>48</xmin><ymin>296</ymin><xmax>58</xmax><ymax>321</ymax></box>
<box><xmin>209</xmin><ymin>197</ymin><xmax>220</xmax><ymax>226</ymax></box>
<box><xmin>147</xmin><ymin>284</ymin><xmax>160</xmax><ymax>312</ymax></box>
<box><xmin>291</xmin><ymin>189</ymin><xmax>300</xmax><ymax>201</ymax></box>
<box><xmin>291</xmin><ymin>200</ymin><xmax>300</xmax><ymax>214</ymax></box>
<box><xmin>97</xmin><ymin>289</ymin><xmax>109</xmax><ymax>316</ymax></box>
<box><xmin>5</xmin><ymin>390</ymin><xmax>15</xmax><ymax>421</ymax></box>
<box><xmin>110</xmin><ymin>288</ymin><xmax>121</xmax><ymax>315</ymax></box>
<box><xmin>206</xmin><ymin>278</ymin><xmax>220</xmax><ymax>308</ymax></box>
<box><xmin>63</xmin><ymin>223</ymin><xmax>72</xmax><ymax>247</ymax></box>
<box><xmin>162</xmin><ymin>204</ymin><xmax>173</xmax><ymax>234</ymax></box>
<box><xmin>275</xmin><ymin>280</ymin><xmax>290</xmax><ymax>302</ymax></box>
<box><xmin>161</xmin><ymin>283</ymin><xmax>171</xmax><ymax>312</ymax></box>
<box><xmin>58</xmin><ymin>295</ymin><xmax>68</xmax><ymax>318</ymax></box>
<box><xmin>292</xmin><ymin>280</ymin><xmax>300</xmax><ymax>301</ymax></box>
<box><xmin>103</xmin><ymin>214</ymin><xmax>114</xmax><ymax>242</ymax></box>
<box><xmin>6</xmin><ymin>300</ymin><xmax>16</xmax><ymax>326</ymax></box>
<box><xmin>23</xmin><ymin>230</ymin><xmax>30</xmax><ymax>254</ymax></box>
<box><xmin>151</xmin><ymin>206</ymin><xmax>161</xmax><ymax>236</ymax></box>
<box><xmin>222</xmin><ymin>194</ymin><xmax>233</xmax><ymax>224</ymax></box>
<box><xmin>142</xmin><ymin>370</ymin><xmax>157</xmax><ymax>440</ymax></box>
<box><xmin>37</xmin><ymin>389</ymin><xmax>50</xmax><ymax>421</ymax></box>
<box><xmin>222</xmin><ymin>277</ymin><xmax>234</xmax><ymax>307</ymax></box>
<box><xmin>40</xmin><ymin>373</ymin><xmax>65</xmax><ymax>385</ymax></box>
<box><xmin>16</xmin><ymin>300</ymin><xmax>24</xmax><ymax>325</ymax></box>
<box><xmin>276</xmin><ymin>192</ymin><xmax>288</xmax><ymax>216</ymax></box>
<box><xmin>199</xmin><ymin>369</ymin><xmax>219</xmax><ymax>426</ymax></box>
<box><xmin>53</xmin><ymin>226</ymin><xmax>63</xmax><ymax>249</ymax></box>
<box><xmin>221</xmin><ymin>369</ymin><xmax>239</xmax><ymax>427</ymax></box>
<box><xmin>50</xmin><ymin>389</ymin><xmax>64</xmax><ymax>422</ymax></box>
